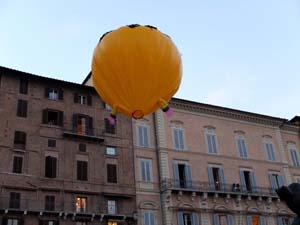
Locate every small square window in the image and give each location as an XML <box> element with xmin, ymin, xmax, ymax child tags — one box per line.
<box><xmin>79</xmin><ymin>143</ymin><xmax>86</xmax><ymax>152</ymax></box>
<box><xmin>106</xmin><ymin>147</ymin><xmax>116</xmax><ymax>156</ymax></box>
<box><xmin>48</xmin><ymin>139</ymin><xmax>56</xmax><ymax>148</ymax></box>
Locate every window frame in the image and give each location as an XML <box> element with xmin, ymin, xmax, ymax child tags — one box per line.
<box><xmin>172</xmin><ymin>127</ymin><xmax>186</xmax><ymax>150</ymax></box>
<box><xmin>75</xmin><ymin>196</ymin><xmax>87</xmax><ymax>213</ymax></box>
<box><xmin>137</xmin><ymin>124</ymin><xmax>150</xmax><ymax>148</ymax></box>
<box><xmin>263</xmin><ymin>137</ymin><xmax>276</xmax><ymax>162</ymax></box>
<box><xmin>235</xmin><ymin>132</ymin><xmax>248</xmax><ymax>158</ymax></box>
<box><xmin>16</xmin><ymin>99</ymin><xmax>28</xmax><ymax>118</ymax></box>
<box><xmin>140</xmin><ymin>159</ymin><xmax>153</xmax><ymax>182</ymax></box>
<box><xmin>12</xmin><ymin>156</ymin><xmax>23</xmax><ymax>174</ymax></box>
<box><xmin>205</xmin><ymin>127</ymin><xmax>218</xmax><ymax>154</ymax></box>
<box><xmin>77</xmin><ymin>160</ymin><xmax>88</xmax><ymax>181</ymax></box>
<box><xmin>107</xmin><ymin>164</ymin><xmax>118</xmax><ymax>183</ymax></box>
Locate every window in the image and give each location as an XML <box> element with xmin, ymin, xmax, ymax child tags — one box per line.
<box><xmin>213</xmin><ymin>214</ymin><xmax>234</xmax><ymax>225</ymax></box>
<box><xmin>14</xmin><ymin>131</ymin><xmax>26</xmax><ymax>149</ymax></box>
<box><xmin>107</xmin><ymin>200</ymin><xmax>117</xmax><ymax>214</ymax></box>
<box><xmin>173</xmin><ymin>162</ymin><xmax>192</xmax><ymax>188</ymax></box>
<box><xmin>277</xmin><ymin>217</ymin><xmax>293</xmax><ymax>225</ymax></box>
<box><xmin>77</xmin><ymin>161</ymin><xmax>88</xmax><ymax>181</ymax></box>
<box><xmin>9</xmin><ymin>192</ymin><xmax>20</xmax><ymax>209</ymax></box>
<box><xmin>105</xmin><ymin>118</ymin><xmax>116</xmax><ymax>134</ymax></box>
<box><xmin>295</xmin><ymin>176</ymin><xmax>300</xmax><ymax>184</ymax></box>
<box><xmin>205</xmin><ymin>128</ymin><xmax>218</xmax><ymax>154</ymax></box>
<box><xmin>42</xmin><ymin>109</ymin><xmax>63</xmax><ymax>126</ymax></box>
<box><xmin>263</xmin><ymin>137</ymin><xmax>276</xmax><ymax>161</ymax></box>
<box><xmin>12</xmin><ymin>156</ymin><xmax>23</xmax><ymax>174</ymax></box>
<box><xmin>45</xmin><ymin>195</ymin><xmax>55</xmax><ymax>211</ymax></box>
<box><xmin>40</xmin><ymin>220</ymin><xmax>58</xmax><ymax>225</ymax></box>
<box><xmin>269</xmin><ymin>173</ymin><xmax>285</xmax><ymax>192</ymax></box>
<box><xmin>17</xmin><ymin>99</ymin><xmax>27</xmax><ymax>117</ymax></box>
<box><xmin>76</xmin><ymin>222</ymin><xmax>87</xmax><ymax>225</ymax></box>
<box><xmin>137</xmin><ymin>125</ymin><xmax>150</xmax><ymax>148</ymax></box>
<box><xmin>208</xmin><ymin>166</ymin><xmax>226</xmax><ymax>191</ymax></box>
<box><xmin>289</xmin><ymin>146</ymin><xmax>300</xmax><ymax>167</ymax></box>
<box><xmin>173</xmin><ymin>128</ymin><xmax>185</xmax><ymax>150</ymax></box>
<box><xmin>108</xmin><ymin>222</ymin><xmax>117</xmax><ymax>225</ymax></box>
<box><xmin>143</xmin><ymin>211</ymin><xmax>156</xmax><ymax>225</ymax></box>
<box><xmin>240</xmin><ymin>170</ymin><xmax>258</xmax><ymax>193</ymax></box>
<box><xmin>19</xmin><ymin>79</ymin><xmax>28</xmax><ymax>94</ymax></box>
<box><xmin>7</xmin><ymin>218</ymin><xmax>21</xmax><ymax>225</ymax></box>
<box><xmin>79</xmin><ymin>143</ymin><xmax>86</xmax><ymax>152</ymax></box>
<box><xmin>45</xmin><ymin>88</ymin><xmax>63</xmax><ymax>100</ymax></box>
<box><xmin>75</xmin><ymin>197</ymin><xmax>87</xmax><ymax>213</ymax></box>
<box><xmin>235</xmin><ymin>132</ymin><xmax>248</xmax><ymax>158</ymax></box>
<box><xmin>107</xmin><ymin>164</ymin><xmax>117</xmax><ymax>183</ymax></box>
<box><xmin>45</xmin><ymin>156</ymin><xmax>57</xmax><ymax>178</ymax></box>
<box><xmin>74</xmin><ymin>93</ymin><xmax>92</xmax><ymax>106</ymax></box>
<box><xmin>177</xmin><ymin>212</ymin><xmax>199</xmax><ymax>225</ymax></box>
<box><xmin>140</xmin><ymin>159</ymin><xmax>152</xmax><ymax>182</ymax></box>
<box><xmin>73</xmin><ymin>114</ymin><xmax>93</xmax><ymax>135</ymax></box>
<box><xmin>246</xmin><ymin>215</ymin><xmax>266</xmax><ymax>225</ymax></box>
<box><xmin>48</xmin><ymin>139</ymin><xmax>56</xmax><ymax>148</ymax></box>
<box><xmin>106</xmin><ymin>147</ymin><xmax>116</xmax><ymax>156</ymax></box>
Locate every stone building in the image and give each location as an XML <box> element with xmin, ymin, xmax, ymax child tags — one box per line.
<box><xmin>0</xmin><ymin>66</ymin><xmax>137</xmax><ymax>225</ymax></box>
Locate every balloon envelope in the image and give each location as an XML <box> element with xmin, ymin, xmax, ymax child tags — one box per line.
<box><xmin>92</xmin><ymin>25</ymin><xmax>182</xmax><ymax>119</ymax></box>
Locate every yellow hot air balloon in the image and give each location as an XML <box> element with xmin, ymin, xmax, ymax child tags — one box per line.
<box><xmin>92</xmin><ymin>24</ymin><xmax>182</xmax><ymax>123</ymax></box>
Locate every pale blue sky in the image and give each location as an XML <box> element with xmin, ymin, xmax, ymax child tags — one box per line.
<box><xmin>0</xmin><ymin>0</ymin><xmax>299</xmax><ymax>119</ymax></box>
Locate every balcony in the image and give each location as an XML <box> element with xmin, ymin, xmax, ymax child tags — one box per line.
<box><xmin>63</xmin><ymin>125</ymin><xmax>104</xmax><ymax>143</ymax></box>
<box><xmin>161</xmin><ymin>179</ymin><xmax>279</xmax><ymax>199</ymax></box>
<box><xmin>0</xmin><ymin>197</ymin><xmax>133</xmax><ymax>221</ymax></box>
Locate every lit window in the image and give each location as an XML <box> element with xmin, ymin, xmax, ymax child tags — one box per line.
<box><xmin>106</xmin><ymin>147</ymin><xmax>116</xmax><ymax>156</ymax></box>
<box><xmin>75</xmin><ymin>197</ymin><xmax>87</xmax><ymax>213</ymax></box>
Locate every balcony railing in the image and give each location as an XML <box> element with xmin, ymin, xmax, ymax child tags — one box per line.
<box><xmin>0</xmin><ymin>197</ymin><xmax>132</xmax><ymax>216</ymax></box>
<box><xmin>62</xmin><ymin>125</ymin><xmax>104</xmax><ymax>142</ymax></box>
<box><xmin>161</xmin><ymin>179</ymin><xmax>278</xmax><ymax>198</ymax></box>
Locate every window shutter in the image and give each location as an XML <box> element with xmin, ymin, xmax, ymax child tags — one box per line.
<box><xmin>58</xmin><ymin>111</ymin><xmax>63</xmax><ymax>127</ymax></box>
<box><xmin>250</xmin><ymin>171</ymin><xmax>258</xmax><ymax>192</ymax></box>
<box><xmin>241</xmin><ymin>139</ymin><xmax>248</xmax><ymax>157</ymax></box>
<box><xmin>237</xmin><ymin>139</ymin><xmax>243</xmax><ymax>157</ymax></box>
<box><xmin>87</xmin><ymin>95</ymin><xmax>92</xmax><ymax>106</ymax></box>
<box><xmin>23</xmin><ymin>100</ymin><xmax>28</xmax><ymax>117</ymax></box>
<box><xmin>173</xmin><ymin>163</ymin><xmax>180</xmax><ymax>188</ymax></box>
<box><xmin>240</xmin><ymin>170</ymin><xmax>246</xmax><ymax>192</ymax></box>
<box><xmin>246</xmin><ymin>216</ymin><xmax>253</xmax><ymax>225</ymax></box>
<box><xmin>185</xmin><ymin>165</ymin><xmax>193</xmax><ymax>188</ymax></box>
<box><xmin>269</xmin><ymin>174</ymin><xmax>276</xmax><ymax>193</ymax></box>
<box><xmin>278</xmin><ymin>175</ymin><xmax>285</xmax><ymax>187</ymax></box>
<box><xmin>219</xmin><ymin>168</ymin><xmax>226</xmax><ymax>191</ymax></box>
<box><xmin>260</xmin><ymin>217</ymin><xmax>266</xmax><ymax>225</ymax></box>
<box><xmin>213</xmin><ymin>214</ymin><xmax>220</xmax><ymax>225</ymax></box>
<box><xmin>52</xmin><ymin>157</ymin><xmax>57</xmax><ymax>178</ymax></box>
<box><xmin>77</xmin><ymin>161</ymin><xmax>81</xmax><ymax>180</ymax></box>
<box><xmin>178</xmin><ymin>129</ymin><xmax>184</xmax><ymax>149</ymax></box>
<box><xmin>150</xmin><ymin>212</ymin><xmax>155</xmax><ymax>225</ymax></box>
<box><xmin>277</xmin><ymin>217</ymin><xmax>283</xmax><ymax>225</ymax></box>
<box><xmin>83</xmin><ymin>161</ymin><xmax>88</xmax><ymax>181</ymax></box>
<box><xmin>58</xmin><ymin>89</ymin><xmax>63</xmax><ymax>100</ymax></box>
<box><xmin>45</xmin><ymin>156</ymin><xmax>51</xmax><ymax>178</ymax></box>
<box><xmin>227</xmin><ymin>215</ymin><xmax>234</xmax><ymax>225</ymax></box>
<box><xmin>208</xmin><ymin>167</ymin><xmax>215</xmax><ymax>190</ymax></box>
<box><xmin>207</xmin><ymin>134</ymin><xmax>212</xmax><ymax>153</ymax></box>
<box><xmin>88</xmin><ymin>116</ymin><xmax>93</xmax><ymax>135</ymax></box>
<box><xmin>177</xmin><ymin>212</ymin><xmax>184</xmax><ymax>225</ymax></box>
<box><xmin>143</xmin><ymin>127</ymin><xmax>149</xmax><ymax>147</ymax></box>
<box><xmin>146</xmin><ymin>161</ymin><xmax>151</xmax><ymax>182</ymax></box>
<box><xmin>17</xmin><ymin>100</ymin><xmax>22</xmax><ymax>116</ymax></box>
<box><xmin>73</xmin><ymin>114</ymin><xmax>78</xmax><ymax>131</ymax></box>
<box><xmin>45</xmin><ymin>87</ymin><xmax>50</xmax><ymax>98</ymax></box>
<box><xmin>174</xmin><ymin>129</ymin><xmax>179</xmax><ymax>149</ymax></box>
<box><xmin>211</xmin><ymin>135</ymin><xmax>217</xmax><ymax>153</ymax></box>
<box><xmin>192</xmin><ymin>213</ymin><xmax>199</xmax><ymax>225</ymax></box>
<box><xmin>141</xmin><ymin>161</ymin><xmax>146</xmax><ymax>181</ymax></box>
<box><xmin>74</xmin><ymin>93</ymin><xmax>78</xmax><ymax>103</ymax></box>
<box><xmin>138</xmin><ymin>126</ymin><xmax>143</xmax><ymax>146</ymax></box>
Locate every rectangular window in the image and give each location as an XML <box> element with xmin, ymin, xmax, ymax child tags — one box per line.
<box><xmin>45</xmin><ymin>88</ymin><xmax>63</xmax><ymax>100</ymax></box>
<box><xmin>105</xmin><ymin>118</ymin><xmax>116</xmax><ymax>134</ymax></box>
<box><xmin>7</xmin><ymin>218</ymin><xmax>21</xmax><ymax>225</ymax></box>
<box><xmin>240</xmin><ymin>170</ymin><xmax>257</xmax><ymax>193</ymax></box>
<box><xmin>208</xmin><ymin>166</ymin><xmax>225</xmax><ymax>191</ymax></box>
<box><xmin>17</xmin><ymin>99</ymin><xmax>28</xmax><ymax>117</ymax></box>
<box><xmin>137</xmin><ymin>125</ymin><xmax>150</xmax><ymax>148</ymax></box>
<box><xmin>206</xmin><ymin>133</ymin><xmax>218</xmax><ymax>154</ymax></box>
<box><xmin>264</xmin><ymin>142</ymin><xmax>276</xmax><ymax>161</ymax></box>
<box><xmin>45</xmin><ymin>195</ymin><xmax>55</xmax><ymax>211</ymax></box>
<box><xmin>74</xmin><ymin>93</ymin><xmax>92</xmax><ymax>106</ymax></box>
<box><xmin>269</xmin><ymin>173</ymin><xmax>285</xmax><ymax>192</ymax></box>
<box><xmin>73</xmin><ymin>114</ymin><xmax>93</xmax><ymax>135</ymax></box>
<box><xmin>75</xmin><ymin>197</ymin><xmax>87</xmax><ymax>213</ymax></box>
<box><xmin>236</xmin><ymin>137</ymin><xmax>248</xmax><ymax>158</ymax></box>
<box><xmin>79</xmin><ymin>143</ymin><xmax>86</xmax><ymax>152</ymax></box>
<box><xmin>9</xmin><ymin>192</ymin><xmax>20</xmax><ymax>209</ymax></box>
<box><xmin>42</xmin><ymin>109</ymin><xmax>63</xmax><ymax>126</ymax></box>
<box><xmin>290</xmin><ymin>149</ymin><xmax>300</xmax><ymax>167</ymax></box>
<box><xmin>48</xmin><ymin>139</ymin><xmax>56</xmax><ymax>148</ymax></box>
<box><xmin>19</xmin><ymin>79</ymin><xmax>28</xmax><ymax>94</ymax></box>
<box><xmin>173</xmin><ymin>128</ymin><xmax>185</xmax><ymax>150</ymax></box>
<box><xmin>13</xmin><ymin>156</ymin><xmax>23</xmax><ymax>174</ymax></box>
<box><xmin>143</xmin><ymin>211</ymin><xmax>156</xmax><ymax>225</ymax></box>
<box><xmin>107</xmin><ymin>200</ymin><xmax>117</xmax><ymax>214</ymax></box>
<box><xmin>14</xmin><ymin>131</ymin><xmax>26</xmax><ymax>149</ymax></box>
<box><xmin>173</xmin><ymin>163</ymin><xmax>192</xmax><ymax>188</ymax></box>
<box><xmin>278</xmin><ymin>217</ymin><xmax>293</xmax><ymax>225</ymax></box>
<box><xmin>104</xmin><ymin>103</ymin><xmax>111</xmax><ymax>110</ymax></box>
<box><xmin>140</xmin><ymin>159</ymin><xmax>152</xmax><ymax>182</ymax></box>
<box><xmin>106</xmin><ymin>147</ymin><xmax>116</xmax><ymax>156</ymax></box>
<box><xmin>178</xmin><ymin>212</ymin><xmax>199</xmax><ymax>225</ymax></box>
<box><xmin>77</xmin><ymin>161</ymin><xmax>88</xmax><ymax>181</ymax></box>
<box><xmin>213</xmin><ymin>214</ymin><xmax>235</xmax><ymax>225</ymax></box>
<box><xmin>246</xmin><ymin>215</ymin><xmax>266</xmax><ymax>225</ymax></box>
<box><xmin>107</xmin><ymin>164</ymin><xmax>117</xmax><ymax>183</ymax></box>
<box><xmin>45</xmin><ymin>156</ymin><xmax>57</xmax><ymax>178</ymax></box>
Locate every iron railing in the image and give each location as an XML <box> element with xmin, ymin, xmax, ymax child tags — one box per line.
<box><xmin>161</xmin><ymin>179</ymin><xmax>278</xmax><ymax>197</ymax></box>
